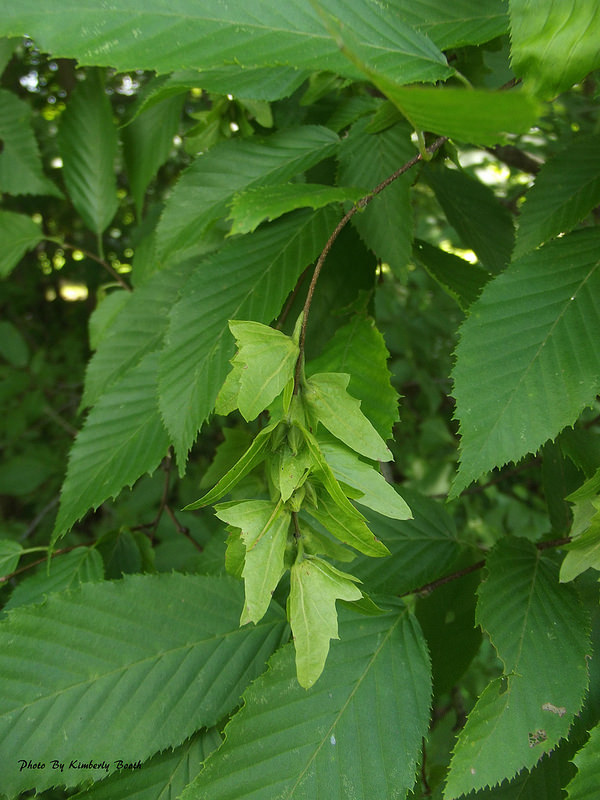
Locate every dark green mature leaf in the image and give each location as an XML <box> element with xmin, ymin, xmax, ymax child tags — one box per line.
<box><xmin>337</xmin><ymin>117</ymin><xmax>415</xmax><ymax>276</ymax></box>
<box><xmin>425</xmin><ymin>164</ymin><xmax>514</xmax><ymax>274</ymax></box>
<box><xmin>83</xmin><ymin>260</ymin><xmax>195</xmax><ymax>408</ymax></box>
<box><xmin>181</xmin><ymin>609</ymin><xmax>431</xmax><ymax>800</ymax></box>
<box><xmin>58</xmin><ymin>70</ymin><xmax>118</xmax><ymax>235</ymax></box>
<box><xmin>514</xmin><ymin>134</ymin><xmax>600</xmax><ymax>258</ymax></box>
<box><xmin>228</xmin><ymin>183</ymin><xmax>364</xmax><ymax>236</ymax></box>
<box><xmin>0</xmin><ymin>89</ymin><xmax>61</xmax><ymax>196</ymax></box>
<box><xmin>307</xmin><ymin>313</ymin><xmax>399</xmax><ymax>441</ymax></box>
<box><xmin>392</xmin><ymin>0</ymin><xmax>509</xmax><ymax>49</ymax></box>
<box><xmin>413</xmin><ymin>239</ymin><xmax>490</xmax><ymax>309</ymax></box>
<box><xmin>0</xmin><ymin>37</ymin><xmax>19</xmax><ymax>75</ymax></box>
<box><xmin>0</xmin><ymin>539</ymin><xmax>23</xmax><ymax>576</ymax></box>
<box><xmin>1</xmin><ymin>0</ymin><xmax>449</xmax><ymax>83</ymax></box>
<box><xmin>566</xmin><ymin>722</ymin><xmax>600</xmax><ymax>800</ymax></box>
<box><xmin>0</xmin><ymin>210</ymin><xmax>43</xmax><ymax>278</ymax></box>
<box><xmin>157</xmin><ymin>125</ymin><xmax>339</xmax><ymax>264</ymax></box>
<box><xmin>0</xmin><ymin>574</ymin><xmax>287</xmax><ymax>796</ymax></box>
<box><xmin>452</xmin><ymin>230</ymin><xmax>600</xmax><ymax>497</ymax></box>
<box><xmin>445</xmin><ymin>538</ymin><xmax>590</xmax><ymax>797</ymax></box>
<box><xmin>72</xmin><ymin>730</ymin><xmax>222</xmax><ymax>800</ymax></box>
<box><xmin>510</xmin><ymin>0</ymin><xmax>600</xmax><ymax>98</ymax></box>
<box><xmin>159</xmin><ymin>209</ymin><xmax>336</xmax><ymax>468</ymax></box>
<box><xmin>53</xmin><ymin>352</ymin><xmax>170</xmax><ymax>544</ymax></box>
<box><xmin>122</xmin><ymin>92</ymin><xmax>185</xmax><ymax>219</ymax></box>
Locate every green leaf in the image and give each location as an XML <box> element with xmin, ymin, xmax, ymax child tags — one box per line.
<box><xmin>0</xmin><ymin>88</ymin><xmax>61</xmax><ymax>196</ymax></box>
<box><xmin>4</xmin><ymin>548</ymin><xmax>104</xmax><ymax>611</ymax></box>
<box><xmin>337</xmin><ymin>117</ymin><xmax>415</xmax><ymax>276</ymax></box>
<box><xmin>0</xmin><ymin>37</ymin><xmax>19</xmax><ymax>75</ymax></box>
<box><xmin>226</xmin><ymin>320</ymin><xmax>299</xmax><ymax>421</ymax></box>
<box><xmin>349</xmin><ymin>490</ymin><xmax>461</xmax><ymax>595</ymax></box>
<box><xmin>184</xmin><ymin>421</ymin><xmax>280</xmax><ymax>510</ymax></box>
<box><xmin>274</xmin><ymin>442</ymin><xmax>313</xmax><ymax>503</ymax></box>
<box><xmin>181</xmin><ymin>609</ymin><xmax>432</xmax><ymax>799</ymax></box>
<box><xmin>445</xmin><ymin>537</ymin><xmax>590</xmax><ymax>797</ymax></box>
<box><xmin>159</xmin><ymin>208</ymin><xmax>336</xmax><ymax>468</ymax></box>
<box><xmin>379</xmin><ymin>85</ymin><xmax>541</xmax><ymax>146</ymax></box>
<box><xmin>566</xmin><ymin>722</ymin><xmax>600</xmax><ymax>800</ymax></box>
<box><xmin>560</xmin><ymin>508</ymin><xmax>600</xmax><ymax>583</ymax></box>
<box><xmin>157</xmin><ymin>125</ymin><xmax>339</xmax><ymax>264</ymax></box>
<box><xmin>71</xmin><ymin>729</ymin><xmax>222</xmax><ymax>800</ymax></box>
<box><xmin>413</xmin><ymin>238</ymin><xmax>490</xmax><ymax>310</ymax></box>
<box><xmin>306</xmin><ymin>312</ymin><xmax>399</xmax><ymax>441</ymax></box>
<box><xmin>2</xmin><ymin>0</ymin><xmax>448</xmax><ymax>83</ymax></box>
<box><xmin>88</xmin><ymin>289</ymin><xmax>130</xmax><ymax>350</ymax></box>
<box><xmin>215</xmin><ymin>500</ymin><xmax>290</xmax><ymax>624</ymax></box>
<box><xmin>0</xmin><ymin>320</ymin><xmax>29</xmax><ymax>366</ymax></box>
<box><xmin>391</xmin><ymin>0</ymin><xmax>509</xmax><ymax>49</ymax></box>
<box><xmin>83</xmin><ymin>259</ymin><xmax>195</xmax><ymax>407</ymax></box>
<box><xmin>0</xmin><ymin>574</ymin><xmax>287</xmax><ymax>795</ymax></box>
<box><xmin>58</xmin><ymin>69</ymin><xmax>119</xmax><ymax>235</ymax></box>
<box><xmin>200</xmin><ymin>427</ymin><xmax>254</xmax><ymax>489</ymax></box>
<box><xmin>425</xmin><ymin>163</ymin><xmax>514</xmax><ymax>274</ymax></box>
<box><xmin>0</xmin><ymin>539</ymin><xmax>23</xmax><ymax>576</ymax></box>
<box><xmin>52</xmin><ymin>352</ymin><xmax>170</xmax><ymax>545</ymax></box>
<box><xmin>228</xmin><ymin>183</ymin><xmax>364</xmax><ymax>236</ymax></box>
<box><xmin>452</xmin><ymin>230</ymin><xmax>600</xmax><ymax>497</ymax></box>
<box><xmin>122</xmin><ymin>92</ymin><xmax>185</xmax><ymax>219</ymax></box>
<box><xmin>318</xmin><ymin>434</ymin><xmax>411</xmax><ymax>519</ymax></box>
<box><xmin>0</xmin><ymin>210</ymin><xmax>43</xmax><ymax>278</ymax></box>
<box><xmin>509</xmin><ymin>0</ymin><xmax>600</xmax><ymax>98</ymax></box>
<box><xmin>514</xmin><ymin>134</ymin><xmax>600</xmax><ymax>258</ymax></box>
<box><xmin>289</xmin><ymin>556</ymin><xmax>362</xmax><ymax>688</ymax></box>
<box><xmin>303</xmin><ymin>372</ymin><xmax>392</xmax><ymax>461</ymax></box>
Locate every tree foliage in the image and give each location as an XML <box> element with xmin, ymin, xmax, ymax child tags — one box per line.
<box><xmin>0</xmin><ymin>2</ymin><xmax>599</xmax><ymax>798</ymax></box>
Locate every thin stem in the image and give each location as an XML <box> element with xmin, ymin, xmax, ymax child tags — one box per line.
<box><xmin>293</xmin><ymin>135</ymin><xmax>447</xmax><ymax>391</ymax></box>
<box><xmin>0</xmin><ymin>543</ymin><xmax>91</xmax><ymax>583</ymax></box>
<box><xmin>49</xmin><ymin>239</ymin><xmax>132</xmax><ymax>291</ymax></box>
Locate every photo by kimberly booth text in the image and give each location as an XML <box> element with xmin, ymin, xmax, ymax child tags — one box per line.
<box><xmin>17</xmin><ymin>758</ymin><xmax>142</xmax><ymax>773</ymax></box>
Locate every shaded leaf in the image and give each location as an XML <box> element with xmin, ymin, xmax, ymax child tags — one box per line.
<box><xmin>307</xmin><ymin>487</ymin><xmax>390</xmax><ymax>558</ymax></box>
<box><xmin>413</xmin><ymin>238</ymin><xmax>490</xmax><ymax>310</ymax></box>
<box><xmin>0</xmin><ymin>540</ymin><xmax>23</xmax><ymax>576</ymax></box>
<box><xmin>566</xmin><ymin>722</ymin><xmax>600</xmax><ymax>800</ymax></box>
<box><xmin>58</xmin><ymin>69</ymin><xmax>118</xmax><ymax>235</ymax></box>
<box><xmin>181</xmin><ymin>609</ymin><xmax>432</xmax><ymax>799</ymax></box>
<box><xmin>0</xmin><ymin>210</ymin><xmax>43</xmax><ymax>278</ymax></box>
<box><xmin>445</xmin><ymin>538</ymin><xmax>590</xmax><ymax>797</ymax></box>
<box><xmin>452</xmin><ymin>230</ymin><xmax>600</xmax><ymax>497</ymax></box>
<box><xmin>0</xmin><ymin>320</ymin><xmax>28</xmax><ymax>366</ymax></box>
<box><xmin>0</xmin><ymin>574</ymin><xmax>287</xmax><ymax>795</ymax></box>
<box><xmin>560</xmin><ymin>507</ymin><xmax>600</xmax><ymax>583</ymax></box>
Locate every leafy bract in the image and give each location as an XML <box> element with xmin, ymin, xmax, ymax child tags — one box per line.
<box><xmin>413</xmin><ymin>239</ymin><xmax>490</xmax><ymax>310</ymax></box>
<box><xmin>510</xmin><ymin>0</ymin><xmax>600</xmax><ymax>98</ymax></box>
<box><xmin>337</xmin><ymin>117</ymin><xmax>415</xmax><ymax>276</ymax></box>
<box><xmin>159</xmin><ymin>208</ymin><xmax>336</xmax><ymax>468</ymax></box>
<box><xmin>289</xmin><ymin>556</ymin><xmax>362</xmax><ymax>688</ymax></box>
<box><xmin>58</xmin><ymin>69</ymin><xmax>118</xmax><ymax>235</ymax></box>
<box><xmin>452</xmin><ymin>230</ymin><xmax>600</xmax><ymax>497</ymax></box>
<box><xmin>306</xmin><ymin>313</ymin><xmax>399</xmax><ymax>441</ymax></box>
<box><xmin>303</xmin><ymin>372</ymin><xmax>392</xmax><ymax>461</ymax></box>
<box><xmin>514</xmin><ymin>134</ymin><xmax>600</xmax><ymax>258</ymax></box>
<box><xmin>228</xmin><ymin>184</ymin><xmax>364</xmax><ymax>237</ymax></box>
<box><xmin>53</xmin><ymin>352</ymin><xmax>170</xmax><ymax>545</ymax></box>
<box><xmin>0</xmin><ymin>574</ymin><xmax>287</xmax><ymax>796</ymax></box>
<box><xmin>0</xmin><ymin>89</ymin><xmax>61</xmax><ymax>197</ymax></box>
<box><xmin>181</xmin><ymin>609</ymin><xmax>432</xmax><ymax>799</ymax></box>
<box><xmin>0</xmin><ymin>210</ymin><xmax>43</xmax><ymax>278</ymax></box>
<box><xmin>445</xmin><ymin>538</ymin><xmax>590</xmax><ymax>797</ymax></box>
<box><xmin>225</xmin><ymin>320</ymin><xmax>299</xmax><ymax>421</ymax></box>
<box><xmin>566</xmin><ymin>722</ymin><xmax>600</xmax><ymax>800</ymax></box>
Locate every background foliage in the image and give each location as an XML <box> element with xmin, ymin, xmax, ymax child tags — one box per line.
<box><xmin>1</xmin><ymin>2</ymin><xmax>600</xmax><ymax>798</ymax></box>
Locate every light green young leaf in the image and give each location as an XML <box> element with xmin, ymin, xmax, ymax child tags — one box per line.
<box><xmin>445</xmin><ymin>538</ymin><xmax>590</xmax><ymax>797</ymax></box>
<box><xmin>514</xmin><ymin>134</ymin><xmax>600</xmax><ymax>258</ymax></box>
<box><xmin>0</xmin><ymin>574</ymin><xmax>287</xmax><ymax>796</ymax></box>
<box><xmin>308</xmin><ymin>487</ymin><xmax>390</xmax><ymax>558</ymax></box>
<box><xmin>318</xmin><ymin>435</ymin><xmax>411</xmax><ymax>520</ymax></box>
<box><xmin>275</xmin><ymin>443</ymin><xmax>313</xmax><ymax>502</ymax></box>
<box><xmin>297</xmin><ymin>517</ymin><xmax>355</xmax><ymax>562</ymax></box>
<box><xmin>184</xmin><ymin>421</ymin><xmax>280</xmax><ymax>510</ymax></box>
<box><xmin>159</xmin><ymin>208</ymin><xmax>336</xmax><ymax>468</ymax></box>
<box><xmin>58</xmin><ymin>69</ymin><xmax>119</xmax><ymax>235</ymax></box>
<box><xmin>0</xmin><ymin>89</ymin><xmax>61</xmax><ymax>197</ymax></box>
<box><xmin>228</xmin><ymin>183</ymin><xmax>365</xmax><ymax>236</ymax></box>
<box><xmin>413</xmin><ymin>238</ymin><xmax>490</xmax><ymax>310</ymax></box>
<box><xmin>0</xmin><ymin>210</ymin><xmax>43</xmax><ymax>278</ymax></box>
<box><xmin>304</xmin><ymin>372</ymin><xmax>392</xmax><ymax>462</ymax></box>
<box><xmin>181</xmin><ymin>609</ymin><xmax>431</xmax><ymax>799</ymax></box>
<box><xmin>560</xmin><ymin>505</ymin><xmax>600</xmax><ymax>583</ymax></box>
<box><xmin>566</xmin><ymin>721</ymin><xmax>600</xmax><ymax>800</ymax></box>
<box><xmin>452</xmin><ymin>229</ymin><xmax>600</xmax><ymax>497</ymax></box>
<box><xmin>289</xmin><ymin>555</ymin><xmax>362</xmax><ymax>688</ymax></box>
<box><xmin>52</xmin><ymin>352</ymin><xmax>170</xmax><ymax>546</ymax></box>
<box><xmin>510</xmin><ymin>0</ymin><xmax>600</xmax><ymax>99</ymax></box>
<box><xmin>0</xmin><ymin>540</ymin><xmax>23</xmax><ymax>576</ymax></box>
<box><xmin>71</xmin><ymin>729</ymin><xmax>222</xmax><ymax>800</ymax></box>
<box><xmin>306</xmin><ymin>313</ymin><xmax>399</xmax><ymax>441</ymax></box>
<box><xmin>215</xmin><ymin>500</ymin><xmax>290</xmax><ymax>624</ymax></box>
<box><xmin>226</xmin><ymin>320</ymin><xmax>299</xmax><ymax>421</ymax></box>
